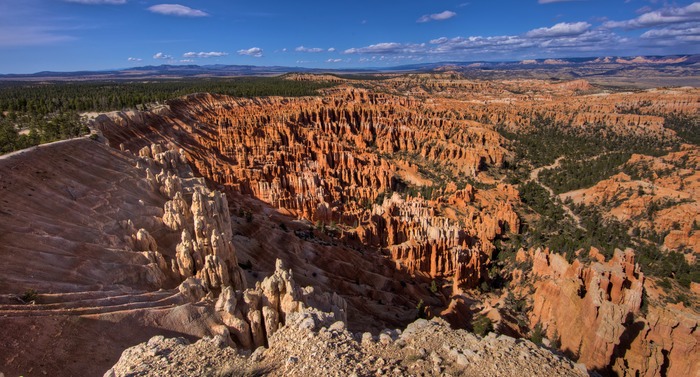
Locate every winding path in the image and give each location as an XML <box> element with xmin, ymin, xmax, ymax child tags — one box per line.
<box><xmin>529</xmin><ymin>156</ymin><xmax>586</xmax><ymax>230</ymax></box>
<box><xmin>0</xmin><ymin>135</ymin><xmax>93</xmax><ymax>161</ymax></box>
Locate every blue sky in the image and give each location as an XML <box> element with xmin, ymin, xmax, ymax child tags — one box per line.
<box><xmin>0</xmin><ymin>0</ymin><xmax>698</xmax><ymax>73</ymax></box>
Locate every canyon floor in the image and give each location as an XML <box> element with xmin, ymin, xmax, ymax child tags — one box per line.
<box><xmin>0</xmin><ymin>72</ymin><xmax>698</xmax><ymax>377</ymax></box>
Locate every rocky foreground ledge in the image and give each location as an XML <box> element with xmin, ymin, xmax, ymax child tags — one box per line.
<box><xmin>106</xmin><ymin>307</ymin><xmax>587</xmax><ymax>377</ymax></box>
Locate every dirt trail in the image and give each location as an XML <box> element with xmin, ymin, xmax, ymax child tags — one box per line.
<box><xmin>0</xmin><ymin>135</ymin><xmax>94</xmax><ymax>161</ymax></box>
<box><xmin>530</xmin><ymin>156</ymin><xmax>586</xmax><ymax>230</ymax></box>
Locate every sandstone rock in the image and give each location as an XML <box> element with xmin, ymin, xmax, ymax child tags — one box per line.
<box><xmin>178</xmin><ymin>277</ymin><xmax>207</xmax><ymax>302</ymax></box>
<box><xmin>526</xmin><ymin>247</ymin><xmax>699</xmax><ymax>377</ymax></box>
<box><xmin>211</xmin><ymin>259</ymin><xmax>343</xmax><ymax>349</ymax></box>
<box><xmin>135</xmin><ymin>145</ymin><xmax>248</xmax><ymax>291</ymax></box>
<box><xmin>92</xmin><ymin>90</ymin><xmax>520</xmax><ymax>291</ymax></box>
<box><xmin>175</xmin><ymin>230</ymin><xmax>197</xmax><ymax>278</ymax></box>
<box><xmin>134</xmin><ymin>228</ymin><xmax>158</xmax><ymax>252</ymax></box>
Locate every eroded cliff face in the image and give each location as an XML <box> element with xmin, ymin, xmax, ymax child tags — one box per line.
<box><xmin>0</xmin><ymin>139</ymin><xmax>241</xmax><ymax>376</ymax></box>
<box><xmin>134</xmin><ymin>143</ymin><xmax>246</xmax><ymax>291</ymax></box>
<box><xmin>0</xmin><ymin>139</ymin><xmax>181</xmax><ymax>293</ymax></box>
<box><xmin>358</xmin><ymin>188</ymin><xmax>519</xmax><ymax>290</ymax></box>
<box><xmin>0</xmin><ymin>138</ymin><xmax>350</xmax><ymax>376</ymax></box>
<box><xmin>214</xmin><ymin>258</ymin><xmax>347</xmax><ymax>349</ymax></box>
<box><xmin>92</xmin><ymin>88</ymin><xmax>516</xmax><ymax>290</ymax></box>
<box><xmin>518</xmin><ymin>247</ymin><xmax>699</xmax><ymax>377</ymax></box>
<box><xmin>11</xmin><ymin>77</ymin><xmax>693</xmax><ymax>376</ymax></box>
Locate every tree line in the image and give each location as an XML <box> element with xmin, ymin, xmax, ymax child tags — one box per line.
<box><xmin>0</xmin><ymin>112</ymin><xmax>88</xmax><ymax>154</ymax></box>
<box><xmin>0</xmin><ymin>77</ymin><xmax>335</xmax><ymax>115</ymax></box>
<box><xmin>0</xmin><ymin>77</ymin><xmax>336</xmax><ymax>155</ymax></box>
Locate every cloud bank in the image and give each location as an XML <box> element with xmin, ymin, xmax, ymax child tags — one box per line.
<box><xmin>344</xmin><ymin>22</ymin><xmax>627</xmax><ymax>60</ymax></box>
<box><xmin>604</xmin><ymin>2</ymin><xmax>700</xmax><ymax>29</ymax></box>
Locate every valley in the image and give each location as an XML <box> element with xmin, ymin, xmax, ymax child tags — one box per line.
<box><xmin>0</xmin><ymin>72</ymin><xmax>698</xmax><ymax>377</ymax></box>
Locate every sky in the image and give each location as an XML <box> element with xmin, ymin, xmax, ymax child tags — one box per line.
<box><xmin>0</xmin><ymin>0</ymin><xmax>699</xmax><ymax>73</ymax></box>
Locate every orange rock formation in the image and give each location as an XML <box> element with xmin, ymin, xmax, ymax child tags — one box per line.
<box><xmin>523</xmin><ymin>247</ymin><xmax>699</xmax><ymax>377</ymax></box>
<box><xmin>93</xmin><ymin>88</ymin><xmax>515</xmax><ymax>289</ymax></box>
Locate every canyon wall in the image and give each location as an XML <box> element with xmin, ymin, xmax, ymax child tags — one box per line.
<box><xmin>521</xmin><ymin>248</ymin><xmax>698</xmax><ymax>377</ymax></box>
<box><xmin>93</xmin><ymin>88</ymin><xmax>517</xmax><ymax>290</ymax></box>
<box><xmin>89</xmin><ymin>80</ymin><xmax>699</xmax><ymax>376</ymax></box>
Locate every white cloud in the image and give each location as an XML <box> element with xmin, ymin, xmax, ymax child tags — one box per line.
<box><xmin>345</xmin><ymin>28</ymin><xmax>625</xmax><ymax>59</ymax></box>
<box><xmin>344</xmin><ymin>42</ymin><xmax>425</xmax><ymax>54</ymax></box>
<box><xmin>526</xmin><ymin>22</ymin><xmax>591</xmax><ymax>38</ymax></box>
<box><xmin>295</xmin><ymin>46</ymin><xmax>324</xmax><ymax>53</ymax></box>
<box><xmin>604</xmin><ymin>2</ymin><xmax>700</xmax><ymax>29</ymax></box>
<box><xmin>326</xmin><ymin>58</ymin><xmax>342</xmax><ymax>63</ymax></box>
<box><xmin>238</xmin><ymin>47</ymin><xmax>263</xmax><ymax>57</ymax></box>
<box><xmin>148</xmin><ymin>4</ymin><xmax>209</xmax><ymax>17</ymax></box>
<box><xmin>182</xmin><ymin>51</ymin><xmax>228</xmax><ymax>58</ymax></box>
<box><xmin>153</xmin><ymin>52</ymin><xmax>172</xmax><ymax>59</ymax></box>
<box><xmin>641</xmin><ymin>23</ymin><xmax>700</xmax><ymax>39</ymax></box>
<box><xmin>180</xmin><ymin>59</ymin><xmax>195</xmax><ymax>63</ymax></box>
<box><xmin>639</xmin><ymin>22</ymin><xmax>700</xmax><ymax>45</ymax></box>
<box><xmin>328</xmin><ymin>47</ymin><xmax>336</xmax><ymax>52</ymax></box>
<box><xmin>127</xmin><ymin>57</ymin><xmax>142</xmax><ymax>62</ymax></box>
<box><xmin>417</xmin><ymin>10</ymin><xmax>456</xmax><ymax>23</ymax></box>
<box><xmin>64</xmin><ymin>0</ymin><xmax>126</xmax><ymax>4</ymax></box>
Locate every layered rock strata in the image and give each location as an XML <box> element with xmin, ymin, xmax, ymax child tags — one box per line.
<box><xmin>356</xmin><ymin>74</ymin><xmax>699</xmax><ymax>138</ymax></box>
<box><xmin>92</xmin><ymin>89</ymin><xmax>516</xmax><ymax>289</ymax></box>
<box><xmin>0</xmin><ymin>139</ymin><xmax>249</xmax><ymax>376</ymax></box>
<box><xmin>521</xmin><ymin>247</ymin><xmax>699</xmax><ymax>377</ymax></box>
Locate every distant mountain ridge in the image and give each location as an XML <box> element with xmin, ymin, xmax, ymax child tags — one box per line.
<box><xmin>1</xmin><ymin>54</ymin><xmax>698</xmax><ymax>81</ymax></box>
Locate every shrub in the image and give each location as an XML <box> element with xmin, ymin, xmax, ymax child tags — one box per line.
<box><xmin>416</xmin><ymin>299</ymin><xmax>426</xmax><ymax>319</ymax></box>
<box><xmin>479</xmin><ymin>281</ymin><xmax>491</xmax><ymax>293</ymax></box>
<box><xmin>530</xmin><ymin>323</ymin><xmax>544</xmax><ymax>345</ymax></box>
<box><xmin>472</xmin><ymin>314</ymin><xmax>493</xmax><ymax>337</ymax></box>
<box><xmin>20</xmin><ymin>289</ymin><xmax>38</xmax><ymax>303</ymax></box>
<box><xmin>550</xmin><ymin>330</ymin><xmax>561</xmax><ymax>349</ymax></box>
<box><xmin>657</xmin><ymin>278</ymin><xmax>672</xmax><ymax>291</ymax></box>
<box><xmin>670</xmin><ymin>293</ymin><xmax>691</xmax><ymax>307</ymax></box>
<box><xmin>430</xmin><ymin>280</ymin><xmax>438</xmax><ymax>294</ymax></box>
